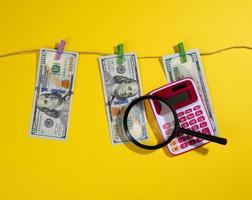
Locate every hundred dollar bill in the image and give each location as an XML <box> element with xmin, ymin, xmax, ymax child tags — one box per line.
<box><xmin>99</xmin><ymin>53</ymin><xmax>148</xmax><ymax>144</ymax></box>
<box><xmin>162</xmin><ymin>49</ymin><xmax>219</xmax><ymax>134</ymax></box>
<box><xmin>30</xmin><ymin>49</ymin><xmax>78</xmax><ymax>139</ymax></box>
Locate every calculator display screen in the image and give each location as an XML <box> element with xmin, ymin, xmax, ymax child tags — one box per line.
<box><xmin>165</xmin><ymin>91</ymin><xmax>191</xmax><ymax>106</ymax></box>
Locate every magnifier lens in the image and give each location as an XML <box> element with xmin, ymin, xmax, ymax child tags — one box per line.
<box><xmin>126</xmin><ymin>98</ymin><xmax>176</xmax><ymax>147</ymax></box>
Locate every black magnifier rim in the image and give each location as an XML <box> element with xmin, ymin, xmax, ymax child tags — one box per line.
<box><xmin>123</xmin><ymin>95</ymin><xmax>180</xmax><ymax>150</ymax></box>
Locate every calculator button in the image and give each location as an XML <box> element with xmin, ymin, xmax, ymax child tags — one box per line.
<box><xmin>196</xmin><ymin>138</ymin><xmax>204</xmax><ymax>142</ymax></box>
<box><xmin>186</xmin><ymin>135</ymin><xmax>193</xmax><ymax>140</ymax></box>
<box><xmin>189</xmin><ymin>119</ymin><xmax>197</xmax><ymax>125</ymax></box>
<box><xmin>191</xmin><ymin>125</ymin><xmax>199</xmax><ymax>131</ymax></box>
<box><xmin>179</xmin><ymin>117</ymin><xmax>186</xmax><ymax>123</ymax></box>
<box><xmin>180</xmin><ymin>142</ymin><xmax>188</xmax><ymax>149</ymax></box>
<box><xmin>177</xmin><ymin>132</ymin><xmax>183</xmax><ymax>137</ymax></box>
<box><xmin>197</xmin><ymin>116</ymin><xmax>205</xmax><ymax>122</ymax></box>
<box><xmin>168</xmin><ymin>128</ymin><xmax>173</xmax><ymax>134</ymax></box>
<box><xmin>178</xmin><ymin>111</ymin><xmax>184</xmax><ymax>117</ymax></box>
<box><xmin>188</xmin><ymin>139</ymin><xmax>197</xmax><ymax>145</ymax></box>
<box><xmin>202</xmin><ymin>128</ymin><xmax>211</xmax><ymax>134</ymax></box>
<box><xmin>172</xmin><ymin>120</ymin><xmax>175</xmax><ymax>126</ymax></box>
<box><xmin>165</xmin><ymin>129</ymin><xmax>173</xmax><ymax>135</ymax></box>
<box><xmin>181</xmin><ymin>122</ymin><xmax>189</xmax><ymax>129</ymax></box>
<box><xmin>187</xmin><ymin>113</ymin><xmax>194</xmax><ymax>119</ymax></box>
<box><xmin>193</xmin><ymin>105</ymin><xmax>201</xmax><ymax>110</ymax></box>
<box><xmin>178</xmin><ymin>136</ymin><xmax>187</xmax><ymax>143</ymax></box>
<box><xmin>163</xmin><ymin>122</ymin><xmax>171</xmax><ymax>129</ymax></box>
<box><xmin>172</xmin><ymin>146</ymin><xmax>180</xmax><ymax>152</ymax></box>
<box><xmin>200</xmin><ymin>122</ymin><xmax>207</xmax><ymax>128</ymax></box>
<box><xmin>171</xmin><ymin>139</ymin><xmax>177</xmax><ymax>146</ymax></box>
<box><xmin>185</xmin><ymin>109</ymin><xmax>192</xmax><ymax>114</ymax></box>
<box><xmin>195</xmin><ymin>110</ymin><xmax>203</xmax><ymax>116</ymax></box>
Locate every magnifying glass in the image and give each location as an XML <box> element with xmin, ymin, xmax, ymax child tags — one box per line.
<box><xmin>123</xmin><ymin>95</ymin><xmax>227</xmax><ymax>150</ymax></box>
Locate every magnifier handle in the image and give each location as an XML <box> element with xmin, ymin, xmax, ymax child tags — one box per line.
<box><xmin>180</xmin><ymin>128</ymin><xmax>227</xmax><ymax>145</ymax></box>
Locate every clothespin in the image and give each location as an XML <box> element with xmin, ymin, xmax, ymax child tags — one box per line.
<box><xmin>55</xmin><ymin>40</ymin><xmax>66</xmax><ymax>60</ymax></box>
<box><xmin>117</xmin><ymin>43</ymin><xmax>124</xmax><ymax>64</ymax></box>
<box><xmin>177</xmin><ymin>42</ymin><xmax>187</xmax><ymax>63</ymax></box>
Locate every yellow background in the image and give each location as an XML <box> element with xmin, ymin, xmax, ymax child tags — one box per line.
<box><xmin>0</xmin><ymin>0</ymin><xmax>252</xmax><ymax>199</ymax></box>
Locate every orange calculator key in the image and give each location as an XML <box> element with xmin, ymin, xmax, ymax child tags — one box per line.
<box><xmin>172</xmin><ymin>146</ymin><xmax>180</xmax><ymax>152</ymax></box>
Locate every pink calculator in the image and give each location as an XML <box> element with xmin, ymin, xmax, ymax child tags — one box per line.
<box><xmin>149</xmin><ymin>78</ymin><xmax>215</xmax><ymax>155</ymax></box>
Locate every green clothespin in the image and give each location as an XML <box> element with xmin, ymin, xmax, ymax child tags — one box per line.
<box><xmin>117</xmin><ymin>43</ymin><xmax>124</xmax><ymax>65</ymax></box>
<box><xmin>177</xmin><ymin>42</ymin><xmax>187</xmax><ymax>63</ymax></box>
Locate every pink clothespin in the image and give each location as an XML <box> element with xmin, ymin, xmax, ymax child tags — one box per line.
<box><xmin>55</xmin><ymin>40</ymin><xmax>66</xmax><ymax>60</ymax></box>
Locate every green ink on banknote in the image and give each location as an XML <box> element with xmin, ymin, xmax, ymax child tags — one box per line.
<box><xmin>52</xmin><ymin>64</ymin><xmax>61</xmax><ymax>74</ymax></box>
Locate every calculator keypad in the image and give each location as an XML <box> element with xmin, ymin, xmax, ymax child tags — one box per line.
<box><xmin>162</xmin><ymin>104</ymin><xmax>214</xmax><ymax>154</ymax></box>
